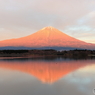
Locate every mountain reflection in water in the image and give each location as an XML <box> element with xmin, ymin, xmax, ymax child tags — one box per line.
<box><xmin>0</xmin><ymin>58</ymin><xmax>95</xmax><ymax>83</ymax></box>
<box><xmin>0</xmin><ymin>58</ymin><xmax>95</xmax><ymax>95</ymax></box>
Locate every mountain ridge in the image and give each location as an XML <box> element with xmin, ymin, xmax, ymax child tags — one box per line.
<box><xmin>0</xmin><ymin>26</ymin><xmax>95</xmax><ymax>50</ymax></box>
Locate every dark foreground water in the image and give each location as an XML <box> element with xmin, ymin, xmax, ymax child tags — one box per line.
<box><xmin>0</xmin><ymin>58</ymin><xmax>95</xmax><ymax>95</ymax></box>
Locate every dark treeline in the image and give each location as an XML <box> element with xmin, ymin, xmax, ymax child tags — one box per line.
<box><xmin>58</xmin><ymin>49</ymin><xmax>95</xmax><ymax>59</ymax></box>
<box><xmin>0</xmin><ymin>50</ymin><xmax>28</xmax><ymax>54</ymax></box>
<box><xmin>0</xmin><ymin>49</ymin><xmax>95</xmax><ymax>58</ymax></box>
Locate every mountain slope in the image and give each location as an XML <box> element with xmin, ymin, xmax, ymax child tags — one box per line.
<box><xmin>0</xmin><ymin>26</ymin><xmax>95</xmax><ymax>49</ymax></box>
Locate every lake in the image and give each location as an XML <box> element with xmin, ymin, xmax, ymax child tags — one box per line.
<box><xmin>0</xmin><ymin>57</ymin><xmax>95</xmax><ymax>95</ymax></box>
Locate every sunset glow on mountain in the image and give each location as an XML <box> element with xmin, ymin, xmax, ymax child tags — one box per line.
<box><xmin>0</xmin><ymin>26</ymin><xmax>95</xmax><ymax>50</ymax></box>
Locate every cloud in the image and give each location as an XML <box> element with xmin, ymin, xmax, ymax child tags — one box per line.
<box><xmin>77</xmin><ymin>11</ymin><xmax>95</xmax><ymax>26</ymax></box>
<box><xmin>63</xmin><ymin>25</ymin><xmax>95</xmax><ymax>43</ymax></box>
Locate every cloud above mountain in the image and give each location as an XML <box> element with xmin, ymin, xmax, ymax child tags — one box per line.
<box><xmin>0</xmin><ymin>0</ymin><xmax>95</xmax><ymax>43</ymax></box>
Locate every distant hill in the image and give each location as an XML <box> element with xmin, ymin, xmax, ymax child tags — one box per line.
<box><xmin>0</xmin><ymin>46</ymin><xmax>83</xmax><ymax>50</ymax></box>
<box><xmin>0</xmin><ymin>26</ymin><xmax>95</xmax><ymax>50</ymax></box>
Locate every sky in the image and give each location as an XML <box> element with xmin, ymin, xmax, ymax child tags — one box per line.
<box><xmin>0</xmin><ymin>0</ymin><xmax>95</xmax><ymax>43</ymax></box>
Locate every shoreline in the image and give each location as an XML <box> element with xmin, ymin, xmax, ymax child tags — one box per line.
<box><xmin>0</xmin><ymin>49</ymin><xmax>95</xmax><ymax>59</ymax></box>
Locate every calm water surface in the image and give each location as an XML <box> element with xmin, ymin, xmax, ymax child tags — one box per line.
<box><xmin>0</xmin><ymin>58</ymin><xmax>95</xmax><ymax>95</ymax></box>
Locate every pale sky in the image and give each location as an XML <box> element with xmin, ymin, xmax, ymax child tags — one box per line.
<box><xmin>0</xmin><ymin>0</ymin><xmax>95</xmax><ymax>43</ymax></box>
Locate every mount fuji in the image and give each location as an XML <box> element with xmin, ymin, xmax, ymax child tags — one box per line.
<box><xmin>0</xmin><ymin>26</ymin><xmax>95</xmax><ymax>50</ymax></box>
